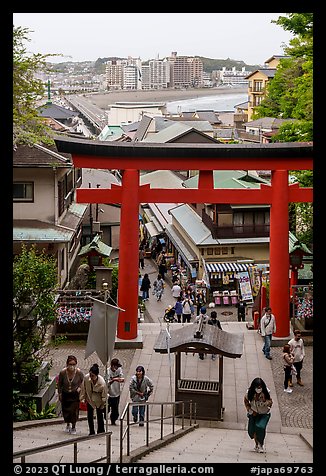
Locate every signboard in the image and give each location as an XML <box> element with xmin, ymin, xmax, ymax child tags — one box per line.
<box><xmin>237</xmin><ymin>271</ymin><xmax>253</xmax><ymax>302</ymax></box>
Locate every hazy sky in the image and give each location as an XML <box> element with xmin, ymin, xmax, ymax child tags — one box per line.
<box><xmin>13</xmin><ymin>12</ymin><xmax>293</xmax><ymax>65</ymax></box>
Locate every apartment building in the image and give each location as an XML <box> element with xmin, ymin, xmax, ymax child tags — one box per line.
<box><xmin>149</xmin><ymin>59</ymin><xmax>168</xmax><ymax>89</ymax></box>
<box><xmin>167</xmin><ymin>52</ymin><xmax>203</xmax><ymax>88</ymax></box>
<box><xmin>106</xmin><ymin>53</ymin><xmax>202</xmax><ymax>91</ymax></box>
<box><xmin>105</xmin><ymin>60</ymin><xmax>124</xmax><ymax>90</ymax></box>
<box><xmin>105</xmin><ymin>57</ymin><xmax>142</xmax><ymax>90</ymax></box>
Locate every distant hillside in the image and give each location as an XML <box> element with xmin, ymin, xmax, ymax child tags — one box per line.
<box><xmin>198</xmin><ymin>57</ymin><xmax>260</xmax><ymax>72</ymax></box>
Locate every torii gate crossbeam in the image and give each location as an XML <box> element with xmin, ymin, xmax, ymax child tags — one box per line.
<box><xmin>55</xmin><ymin>137</ymin><xmax>313</xmax><ymax>339</ymax></box>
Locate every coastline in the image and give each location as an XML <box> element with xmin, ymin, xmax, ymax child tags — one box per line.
<box><xmin>85</xmin><ymin>86</ymin><xmax>247</xmax><ymax>109</ymax></box>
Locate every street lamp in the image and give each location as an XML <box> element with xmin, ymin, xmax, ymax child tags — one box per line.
<box><xmin>289</xmin><ymin>250</ymin><xmax>304</xmax><ymax>290</ymax></box>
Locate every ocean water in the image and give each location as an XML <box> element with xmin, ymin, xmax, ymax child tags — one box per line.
<box><xmin>166</xmin><ymin>91</ymin><xmax>248</xmax><ymax>114</ymax></box>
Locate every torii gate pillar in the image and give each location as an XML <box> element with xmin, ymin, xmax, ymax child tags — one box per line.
<box><xmin>117</xmin><ymin>169</ymin><xmax>139</xmax><ymax>339</ymax></box>
<box><xmin>269</xmin><ymin>170</ymin><xmax>290</xmax><ymax>337</ymax></box>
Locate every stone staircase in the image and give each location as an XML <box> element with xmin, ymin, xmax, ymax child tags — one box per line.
<box><xmin>137</xmin><ymin>426</ymin><xmax>313</xmax><ymax>464</ymax></box>
<box><xmin>13</xmin><ymin>416</ymin><xmax>196</xmax><ymax>464</ymax></box>
<box><xmin>13</xmin><ymin>416</ymin><xmax>313</xmax><ymax>464</ymax></box>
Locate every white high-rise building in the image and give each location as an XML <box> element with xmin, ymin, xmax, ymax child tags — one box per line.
<box><xmin>149</xmin><ymin>59</ymin><xmax>167</xmax><ymax>89</ymax></box>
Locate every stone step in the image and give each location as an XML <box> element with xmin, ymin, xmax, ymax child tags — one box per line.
<box><xmin>138</xmin><ymin>427</ymin><xmax>313</xmax><ymax>464</ymax></box>
<box><xmin>13</xmin><ymin>418</ymin><xmax>186</xmax><ymax>464</ymax></box>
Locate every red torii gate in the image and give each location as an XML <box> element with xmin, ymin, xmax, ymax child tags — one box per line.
<box><xmin>55</xmin><ymin>138</ymin><xmax>313</xmax><ymax>339</ymax></box>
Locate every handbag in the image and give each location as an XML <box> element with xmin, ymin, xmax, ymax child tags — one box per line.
<box><xmin>291</xmin><ymin>365</ymin><xmax>297</xmax><ymax>376</ymax></box>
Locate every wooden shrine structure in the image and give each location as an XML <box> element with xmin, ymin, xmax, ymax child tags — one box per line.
<box><xmin>153</xmin><ymin>316</ymin><xmax>243</xmax><ymax>420</ymax></box>
<box><xmin>54</xmin><ymin>138</ymin><xmax>313</xmax><ymax>340</ymax></box>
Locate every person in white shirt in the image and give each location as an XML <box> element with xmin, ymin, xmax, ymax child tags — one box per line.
<box><xmin>171</xmin><ymin>283</ymin><xmax>182</xmax><ymax>300</ymax></box>
<box><xmin>288</xmin><ymin>330</ymin><xmax>305</xmax><ymax>386</ymax></box>
<box><xmin>181</xmin><ymin>296</ymin><xmax>193</xmax><ymax>323</ymax></box>
<box><xmin>260</xmin><ymin>307</ymin><xmax>277</xmax><ymax>360</ymax></box>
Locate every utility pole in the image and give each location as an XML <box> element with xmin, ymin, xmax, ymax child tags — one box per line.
<box><xmin>95</xmin><ymin>184</ymin><xmax>100</xmax><ymax>221</ymax></box>
<box><xmin>89</xmin><ymin>183</ymin><xmax>93</xmax><ymax>238</ymax></box>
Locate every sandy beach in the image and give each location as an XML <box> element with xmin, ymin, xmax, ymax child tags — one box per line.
<box><xmin>85</xmin><ymin>86</ymin><xmax>247</xmax><ymax>109</ymax></box>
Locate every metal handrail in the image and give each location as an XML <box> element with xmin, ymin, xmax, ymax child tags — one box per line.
<box><xmin>119</xmin><ymin>400</ymin><xmax>196</xmax><ymax>463</ymax></box>
<box><xmin>13</xmin><ymin>430</ymin><xmax>113</xmax><ymax>463</ymax></box>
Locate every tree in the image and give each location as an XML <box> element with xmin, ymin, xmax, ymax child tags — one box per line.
<box><xmin>13</xmin><ymin>245</ymin><xmax>58</xmax><ymax>389</ymax></box>
<box><xmin>254</xmin><ymin>13</ymin><xmax>313</xmax><ymax>140</ymax></box>
<box><xmin>13</xmin><ymin>25</ymin><xmax>58</xmax><ymax>148</ymax></box>
<box><xmin>252</xmin><ymin>14</ymin><xmax>313</xmax><ymax>249</ymax></box>
<box><xmin>288</xmin><ymin>170</ymin><xmax>313</xmax><ymax>248</ymax></box>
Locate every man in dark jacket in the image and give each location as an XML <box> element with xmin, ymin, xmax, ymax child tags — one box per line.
<box><xmin>236</xmin><ymin>299</ymin><xmax>247</xmax><ymax>322</ymax></box>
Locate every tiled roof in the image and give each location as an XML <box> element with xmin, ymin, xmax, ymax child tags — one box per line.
<box><xmin>194</xmin><ymin>111</ymin><xmax>222</xmax><ymax>124</ymax></box>
<box><xmin>13</xmin><ymin>220</ymin><xmax>73</xmax><ymax>242</ymax></box>
<box><xmin>13</xmin><ymin>144</ymin><xmax>72</xmax><ymax>167</ymax></box>
<box><xmin>243</xmin><ymin>117</ymin><xmax>296</xmax><ymax>129</ymax></box>
<box><xmin>37</xmin><ymin>103</ymin><xmax>79</xmax><ymax>120</ymax></box>
<box><xmin>134</xmin><ymin>115</ymin><xmax>153</xmax><ymax>141</ymax></box>
<box><xmin>60</xmin><ymin>203</ymin><xmax>88</xmax><ymax>230</ymax></box>
<box><xmin>245</xmin><ymin>68</ymin><xmax>276</xmax><ymax>79</ymax></box>
<box><xmin>140</xmin><ymin>169</ymin><xmax>184</xmax><ymax>189</ymax></box>
<box><xmin>143</xmin><ymin>123</ymin><xmax>218</xmax><ymax>143</ymax></box>
<box><xmin>13</xmin><ymin>201</ymin><xmax>88</xmax><ymax>241</ymax></box>
<box><xmin>183</xmin><ymin>170</ymin><xmax>269</xmax><ymax>189</ymax></box>
<box><xmin>264</xmin><ymin>55</ymin><xmax>291</xmax><ymax>64</ymax></box>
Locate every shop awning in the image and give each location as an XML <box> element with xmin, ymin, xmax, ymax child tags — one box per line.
<box><xmin>205</xmin><ymin>262</ymin><xmax>249</xmax><ymax>273</ymax></box>
<box><xmin>165</xmin><ymin>224</ymin><xmax>197</xmax><ymax>269</ymax></box>
<box><xmin>145</xmin><ymin>221</ymin><xmax>160</xmax><ymax>237</ymax></box>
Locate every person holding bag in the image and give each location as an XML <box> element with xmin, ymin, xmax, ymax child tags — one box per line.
<box><xmin>244</xmin><ymin>377</ymin><xmax>273</xmax><ymax>453</ymax></box>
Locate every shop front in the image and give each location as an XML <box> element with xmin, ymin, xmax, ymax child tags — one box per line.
<box><xmin>205</xmin><ymin>262</ymin><xmax>253</xmax><ymax>306</ymax></box>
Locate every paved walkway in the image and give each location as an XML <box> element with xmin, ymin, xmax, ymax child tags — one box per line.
<box><xmin>13</xmin><ymin>257</ymin><xmax>313</xmax><ymax>464</ymax></box>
